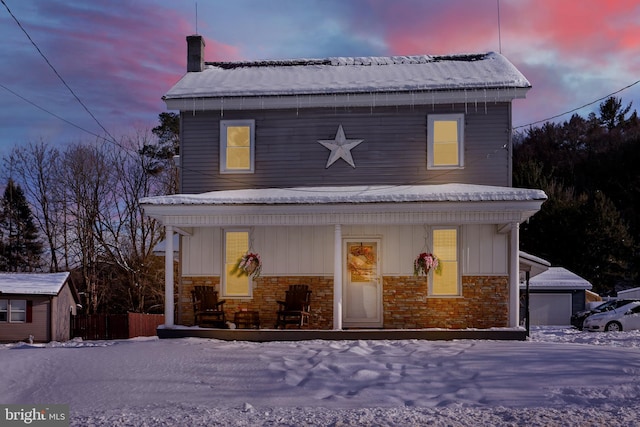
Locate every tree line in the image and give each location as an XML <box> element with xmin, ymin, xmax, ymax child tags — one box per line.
<box><xmin>0</xmin><ymin>113</ymin><xmax>179</xmax><ymax>313</ymax></box>
<box><xmin>514</xmin><ymin>97</ymin><xmax>640</xmax><ymax>295</ymax></box>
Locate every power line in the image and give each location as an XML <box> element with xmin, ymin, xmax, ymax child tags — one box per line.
<box><xmin>514</xmin><ymin>78</ymin><xmax>640</xmax><ymax>130</ymax></box>
<box><xmin>1</xmin><ymin>83</ymin><xmax>106</xmax><ymax>141</ymax></box>
<box><xmin>1</xmin><ymin>0</ymin><xmax>118</xmax><ymax>144</ymax></box>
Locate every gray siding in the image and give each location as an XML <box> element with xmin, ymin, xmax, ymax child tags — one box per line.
<box><xmin>180</xmin><ymin>103</ymin><xmax>511</xmax><ymax>193</ymax></box>
<box><xmin>0</xmin><ymin>296</ymin><xmax>49</xmax><ymax>343</ymax></box>
<box><xmin>51</xmin><ymin>284</ymin><xmax>75</xmax><ymax>342</ymax></box>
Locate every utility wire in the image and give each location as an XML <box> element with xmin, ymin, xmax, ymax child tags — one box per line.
<box><xmin>1</xmin><ymin>81</ymin><xmax>145</xmax><ymax>160</ymax></box>
<box><xmin>514</xmin><ymin>78</ymin><xmax>640</xmax><ymax>130</ymax></box>
<box><xmin>1</xmin><ymin>83</ymin><xmax>106</xmax><ymax>141</ymax></box>
<box><xmin>1</xmin><ymin>0</ymin><xmax>118</xmax><ymax>144</ymax></box>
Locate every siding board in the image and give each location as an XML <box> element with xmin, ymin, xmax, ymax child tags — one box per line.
<box><xmin>180</xmin><ymin>104</ymin><xmax>511</xmax><ymax>193</ymax></box>
<box><xmin>182</xmin><ymin>224</ymin><xmax>509</xmax><ymax>278</ymax></box>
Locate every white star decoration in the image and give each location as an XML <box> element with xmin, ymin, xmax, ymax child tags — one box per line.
<box><xmin>317</xmin><ymin>124</ymin><xmax>364</xmax><ymax>168</ymax></box>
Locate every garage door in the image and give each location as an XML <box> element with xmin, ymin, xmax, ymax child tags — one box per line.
<box><xmin>529</xmin><ymin>293</ymin><xmax>572</xmax><ymax>325</ymax></box>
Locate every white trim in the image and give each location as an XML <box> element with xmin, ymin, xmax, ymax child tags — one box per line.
<box><xmin>333</xmin><ymin>225</ymin><xmax>342</xmax><ymax>330</ymax></box>
<box><xmin>219</xmin><ymin>119</ymin><xmax>255</xmax><ymax>174</ymax></box>
<box><xmin>144</xmin><ymin>200</ymin><xmax>544</xmax><ymax>227</ymax></box>
<box><xmin>164</xmin><ymin>225</ymin><xmax>174</xmax><ymax>327</ymax></box>
<box><xmin>343</xmin><ymin>238</ymin><xmax>383</xmax><ymax>327</ymax></box>
<box><xmin>165</xmin><ymin>88</ymin><xmax>530</xmax><ymax>111</ymax></box>
<box><xmin>509</xmin><ymin>222</ymin><xmax>520</xmax><ymax>327</ymax></box>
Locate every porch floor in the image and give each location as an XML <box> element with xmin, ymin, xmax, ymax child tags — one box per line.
<box><xmin>157</xmin><ymin>326</ymin><xmax>528</xmax><ymax>341</ymax></box>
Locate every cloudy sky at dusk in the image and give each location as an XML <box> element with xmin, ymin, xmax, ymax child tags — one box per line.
<box><xmin>1</xmin><ymin>0</ymin><xmax>639</xmax><ymax>156</ymax></box>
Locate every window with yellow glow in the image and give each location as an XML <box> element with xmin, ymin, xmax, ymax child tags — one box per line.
<box><xmin>220</xmin><ymin>120</ymin><xmax>255</xmax><ymax>173</ymax></box>
<box><xmin>431</xmin><ymin>228</ymin><xmax>459</xmax><ymax>296</ymax></box>
<box><xmin>427</xmin><ymin>114</ymin><xmax>464</xmax><ymax>168</ymax></box>
<box><xmin>223</xmin><ymin>230</ymin><xmax>251</xmax><ymax>297</ymax></box>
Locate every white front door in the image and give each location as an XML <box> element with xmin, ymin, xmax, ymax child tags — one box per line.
<box><xmin>343</xmin><ymin>239</ymin><xmax>382</xmax><ymax>327</ymax></box>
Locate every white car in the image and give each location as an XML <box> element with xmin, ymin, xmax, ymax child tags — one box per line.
<box><xmin>583</xmin><ymin>301</ymin><xmax>640</xmax><ymax>332</ymax></box>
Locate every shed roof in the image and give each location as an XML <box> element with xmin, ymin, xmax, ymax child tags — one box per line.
<box><xmin>520</xmin><ymin>267</ymin><xmax>592</xmax><ymax>291</ymax></box>
<box><xmin>0</xmin><ymin>272</ymin><xmax>71</xmax><ymax>296</ymax></box>
<box><xmin>164</xmin><ymin>52</ymin><xmax>530</xmax><ymax>101</ymax></box>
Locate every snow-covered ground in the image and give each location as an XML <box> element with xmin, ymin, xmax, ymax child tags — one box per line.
<box><xmin>1</xmin><ymin>327</ymin><xmax>640</xmax><ymax>426</ymax></box>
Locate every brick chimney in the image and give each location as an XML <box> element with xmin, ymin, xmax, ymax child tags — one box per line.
<box><xmin>186</xmin><ymin>35</ymin><xmax>205</xmax><ymax>72</ymax></box>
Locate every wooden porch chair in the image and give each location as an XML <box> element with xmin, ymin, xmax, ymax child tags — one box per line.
<box><xmin>191</xmin><ymin>286</ymin><xmax>226</xmax><ymax>328</ymax></box>
<box><xmin>275</xmin><ymin>284</ymin><xmax>312</xmax><ymax>328</ymax></box>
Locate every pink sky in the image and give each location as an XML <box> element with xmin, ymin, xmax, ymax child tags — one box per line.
<box><xmin>0</xmin><ymin>0</ymin><xmax>638</xmax><ymax>155</ymax></box>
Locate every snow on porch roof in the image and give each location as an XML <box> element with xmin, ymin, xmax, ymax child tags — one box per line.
<box><xmin>141</xmin><ymin>184</ymin><xmax>547</xmax><ymax>206</ymax></box>
<box><xmin>164</xmin><ymin>52</ymin><xmax>530</xmax><ymax>100</ymax></box>
<box><xmin>0</xmin><ymin>272</ymin><xmax>71</xmax><ymax>296</ymax></box>
<box><xmin>521</xmin><ymin>267</ymin><xmax>593</xmax><ymax>291</ymax></box>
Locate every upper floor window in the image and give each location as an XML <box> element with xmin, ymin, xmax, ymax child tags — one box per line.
<box><xmin>427</xmin><ymin>114</ymin><xmax>464</xmax><ymax>169</ymax></box>
<box><xmin>220</xmin><ymin>120</ymin><xmax>255</xmax><ymax>173</ymax></box>
<box><xmin>431</xmin><ymin>228</ymin><xmax>460</xmax><ymax>296</ymax></box>
<box><xmin>222</xmin><ymin>229</ymin><xmax>252</xmax><ymax>298</ymax></box>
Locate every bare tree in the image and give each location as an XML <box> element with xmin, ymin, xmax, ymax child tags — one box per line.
<box><xmin>59</xmin><ymin>143</ymin><xmax>112</xmax><ymax>313</ymax></box>
<box><xmin>3</xmin><ymin>141</ymin><xmax>63</xmax><ymax>272</ymax></box>
<box><xmin>94</xmin><ymin>131</ymin><xmax>166</xmax><ymax>312</ymax></box>
<box><xmin>1</xmin><ymin>125</ymin><xmax>172</xmax><ymax>313</ymax></box>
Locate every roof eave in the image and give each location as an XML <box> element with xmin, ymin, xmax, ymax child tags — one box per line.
<box><xmin>163</xmin><ymin>87</ymin><xmax>531</xmax><ymax>111</ymax></box>
<box><xmin>142</xmin><ymin>199</ymin><xmax>545</xmax><ymax>227</ymax></box>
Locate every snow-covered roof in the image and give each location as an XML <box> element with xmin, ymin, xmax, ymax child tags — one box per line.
<box><xmin>520</xmin><ymin>267</ymin><xmax>592</xmax><ymax>291</ymax></box>
<box><xmin>519</xmin><ymin>252</ymin><xmax>551</xmax><ymax>268</ymax></box>
<box><xmin>519</xmin><ymin>251</ymin><xmax>551</xmax><ymax>278</ymax></box>
<box><xmin>617</xmin><ymin>287</ymin><xmax>640</xmax><ymax>298</ymax></box>
<box><xmin>0</xmin><ymin>272</ymin><xmax>71</xmax><ymax>296</ymax></box>
<box><xmin>164</xmin><ymin>52</ymin><xmax>530</xmax><ymax>103</ymax></box>
<box><xmin>141</xmin><ymin>184</ymin><xmax>546</xmax><ymax>206</ymax></box>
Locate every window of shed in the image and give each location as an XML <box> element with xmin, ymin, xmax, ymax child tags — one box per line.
<box><xmin>1</xmin><ymin>299</ymin><xmax>27</xmax><ymax>322</ymax></box>
<box><xmin>0</xmin><ymin>299</ymin><xmax>7</xmax><ymax>322</ymax></box>
<box><xmin>427</xmin><ymin>114</ymin><xmax>464</xmax><ymax>169</ymax></box>
<box><xmin>220</xmin><ymin>120</ymin><xmax>255</xmax><ymax>173</ymax></box>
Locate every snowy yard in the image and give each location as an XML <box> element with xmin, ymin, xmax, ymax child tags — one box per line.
<box><xmin>1</xmin><ymin>327</ymin><xmax>640</xmax><ymax>426</ymax></box>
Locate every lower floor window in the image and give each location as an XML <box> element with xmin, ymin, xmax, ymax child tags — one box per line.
<box><xmin>0</xmin><ymin>299</ymin><xmax>27</xmax><ymax>322</ymax></box>
<box><xmin>223</xmin><ymin>230</ymin><xmax>251</xmax><ymax>297</ymax></box>
<box><xmin>431</xmin><ymin>228</ymin><xmax>460</xmax><ymax>296</ymax></box>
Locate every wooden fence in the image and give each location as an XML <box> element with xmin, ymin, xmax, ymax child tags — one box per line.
<box><xmin>72</xmin><ymin>313</ymin><xmax>165</xmax><ymax>341</ymax></box>
<box><xmin>128</xmin><ymin>313</ymin><xmax>165</xmax><ymax>338</ymax></box>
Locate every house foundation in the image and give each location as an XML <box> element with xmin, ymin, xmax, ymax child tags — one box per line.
<box><xmin>179</xmin><ymin>275</ymin><xmax>508</xmax><ymax>330</ymax></box>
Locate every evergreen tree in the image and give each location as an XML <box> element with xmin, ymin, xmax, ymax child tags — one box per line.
<box><xmin>514</xmin><ymin>97</ymin><xmax>639</xmax><ymax>294</ymax></box>
<box><xmin>139</xmin><ymin>112</ymin><xmax>180</xmax><ymax>175</ymax></box>
<box><xmin>0</xmin><ymin>179</ymin><xmax>43</xmax><ymax>271</ymax></box>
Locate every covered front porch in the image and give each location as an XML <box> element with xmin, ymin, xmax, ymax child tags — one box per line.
<box><xmin>140</xmin><ymin>184</ymin><xmax>546</xmax><ymax>338</ymax></box>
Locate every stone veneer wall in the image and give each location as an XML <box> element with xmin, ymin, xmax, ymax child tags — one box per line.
<box><xmin>180</xmin><ymin>276</ymin><xmax>333</xmax><ymax>329</ymax></box>
<box><xmin>383</xmin><ymin>275</ymin><xmax>509</xmax><ymax>328</ymax></box>
<box><xmin>181</xmin><ymin>275</ymin><xmax>508</xmax><ymax>329</ymax></box>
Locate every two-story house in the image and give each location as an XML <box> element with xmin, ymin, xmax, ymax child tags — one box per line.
<box><xmin>142</xmin><ymin>35</ymin><xmax>546</xmax><ymax>337</ymax></box>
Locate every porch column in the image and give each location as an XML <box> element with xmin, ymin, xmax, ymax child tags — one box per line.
<box><xmin>333</xmin><ymin>224</ymin><xmax>343</xmax><ymax>330</ymax></box>
<box><xmin>509</xmin><ymin>222</ymin><xmax>520</xmax><ymax>327</ymax></box>
<box><xmin>164</xmin><ymin>225</ymin><xmax>175</xmax><ymax>327</ymax></box>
